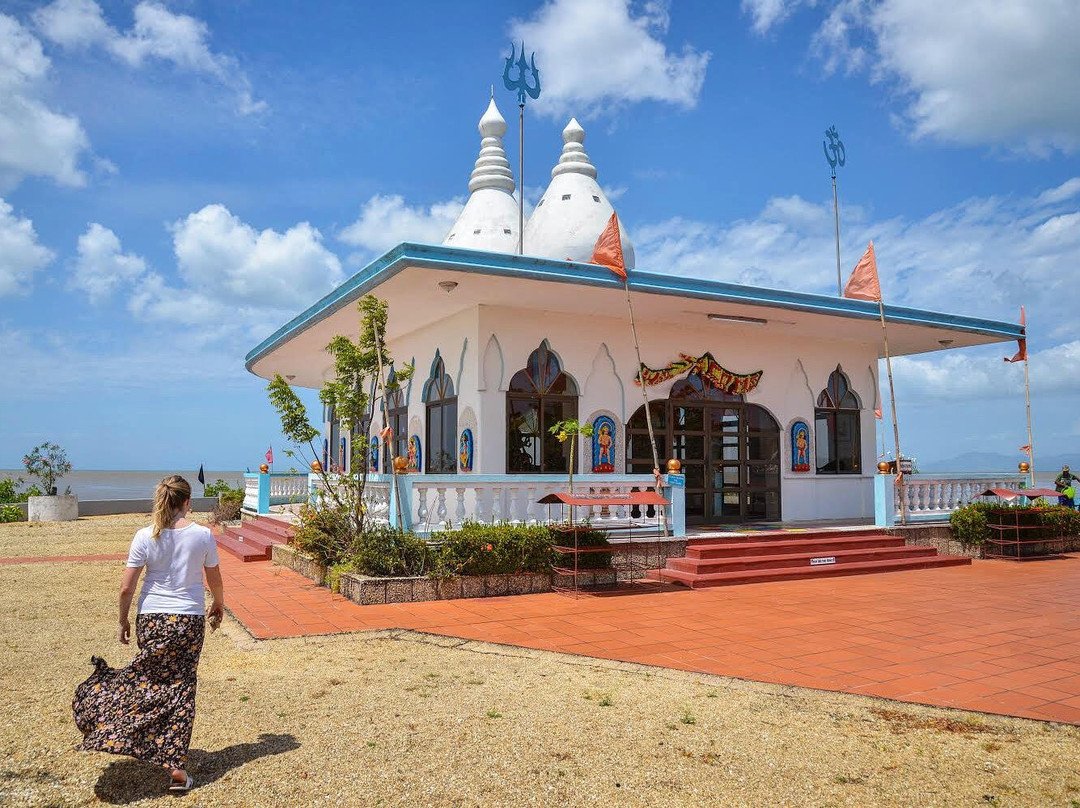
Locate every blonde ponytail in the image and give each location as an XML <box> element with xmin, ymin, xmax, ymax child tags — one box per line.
<box><xmin>151</xmin><ymin>475</ymin><xmax>192</xmax><ymax>539</ymax></box>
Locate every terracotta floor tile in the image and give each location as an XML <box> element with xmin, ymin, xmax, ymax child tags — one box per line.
<box><xmin>213</xmin><ymin>551</ymin><xmax>1080</xmax><ymax>725</ymax></box>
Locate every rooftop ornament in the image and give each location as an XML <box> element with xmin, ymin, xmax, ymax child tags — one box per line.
<box><xmin>502</xmin><ymin>42</ymin><xmax>541</xmax><ymax>255</ymax></box>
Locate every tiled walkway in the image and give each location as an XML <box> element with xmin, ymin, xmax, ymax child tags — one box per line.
<box><xmin>218</xmin><ymin>552</ymin><xmax>1080</xmax><ymax>725</ymax></box>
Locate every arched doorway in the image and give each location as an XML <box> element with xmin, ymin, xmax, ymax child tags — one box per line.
<box><xmin>627</xmin><ymin>372</ymin><xmax>781</xmax><ymax>523</ymax></box>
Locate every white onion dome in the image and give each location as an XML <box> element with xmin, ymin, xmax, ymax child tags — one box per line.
<box><xmin>523</xmin><ymin>118</ymin><xmax>635</xmax><ymax>267</ymax></box>
<box><xmin>443</xmin><ymin>97</ymin><xmax>519</xmax><ymax>252</ymax></box>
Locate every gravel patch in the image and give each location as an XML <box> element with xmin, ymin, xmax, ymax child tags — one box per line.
<box><xmin>1</xmin><ymin>518</ymin><xmax>1079</xmax><ymax>806</ymax></box>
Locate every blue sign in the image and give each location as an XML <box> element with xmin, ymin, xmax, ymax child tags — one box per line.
<box><xmin>665</xmin><ymin>474</ymin><xmax>685</xmax><ymax>488</ymax></box>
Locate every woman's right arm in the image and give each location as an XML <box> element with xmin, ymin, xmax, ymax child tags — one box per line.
<box><xmin>204</xmin><ymin>565</ymin><xmax>224</xmax><ymax>628</ymax></box>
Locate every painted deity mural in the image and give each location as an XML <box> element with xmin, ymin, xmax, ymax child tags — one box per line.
<box><xmin>459</xmin><ymin>429</ymin><xmax>474</xmax><ymax>472</ymax></box>
<box><xmin>369</xmin><ymin>437</ymin><xmax>379</xmax><ymax>472</ymax></box>
<box><xmin>407</xmin><ymin>435</ymin><xmax>422</xmax><ymax>472</ymax></box>
<box><xmin>791</xmin><ymin>420</ymin><xmax>811</xmax><ymax>473</ymax></box>
<box><xmin>591</xmin><ymin>415</ymin><xmax>616</xmax><ymax>473</ymax></box>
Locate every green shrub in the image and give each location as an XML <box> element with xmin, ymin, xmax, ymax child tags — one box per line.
<box><xmin>949</xmin><ymin>502</ymin><xmax>995</xmax><ymax>546</ymax></box>
<box><xmin>0</xmin><ymin>504</ymin><xmax>23</xmax><ymax>523</ymax></box>
<box><xmin>550</xmin><ymin>523</ymin><xmax>613</xmax><ymax>570</ymax></box>
<box><xmin>0</xmin><ymin>478</ymin><xmax>39</xmax><ymax>504</ymax></box>
<box><xmin>429</xmin><ymin>521</ymin><xmax>554</xmax><ymax>577</ymax></box>
<box><xmin>351</xmin><ymin>523</ymin><xmax>432</xmax><ymax>577</ymax></box>
<box><xmin>293</xmin><ymin>502</ymin><xmax>356</xmax><ymax>567</ymax></box>
<box><xmin>204</xmin><ymin>478</ymin><xmax>244</xmax><ymax>501</ymax></box>
<box><xmin>951</xmin><ymin>501</ymin><xmax>1080</xmax><ymax>547</ymax></box>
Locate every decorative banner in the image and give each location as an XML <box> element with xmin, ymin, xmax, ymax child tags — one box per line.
<box><xmin>340</xmin><ymin>437</ymin><xmax>348</xmax><ymax>475</ymax></box>
<box><xmin>591</xmin><ymin>415</ymin><xmax>616</xmax><ymax>473</ymax></box>
<box><xmin>322</xmin><ymin>438</ymin><xmax>329</xmax><ymax>472</ymax></box>
<box><xmin>369</xmin><ymin>436</ymin><xmax>379</xmax><ymax>473</ymax></box>
<box><xmin>790</xmin><ymin>420</ymin><xmax>811</xmax><ymax>473</ymax></box>
<box><xmin>635</xmin><ymin>352</ymin><xmax>763</xmax><ymax>395</ymax></box>
<box><xmin>407</xmin><ymin>434</ymin><xmax>422</xmax><ymax>473</ymax></box>
<box><xmin>459</xmin><ymin>428</ymin><xmax>474</xmax><ymax>473</ymax></box>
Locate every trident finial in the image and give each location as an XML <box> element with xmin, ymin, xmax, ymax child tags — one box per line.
<box><xmin>823</xmin><ymin>125</ymin><xmax>846</xmax><ymax>176</ymax></box>
<box><xmin>502</xmin><ymin>41</ymin><xmax>541</xmax><ymax>106</ymax></box>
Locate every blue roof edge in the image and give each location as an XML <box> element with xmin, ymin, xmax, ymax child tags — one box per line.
<box><xmin>245</xmin><ymin>242</ymin><xmax>1024</xmax><ymax>372</ymax></box>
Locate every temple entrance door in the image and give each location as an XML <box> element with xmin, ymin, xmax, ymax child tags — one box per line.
<box><xmin>627</xmin><ymin>374</ymin><xmax>781</xmax><ymax>524</ymax></box>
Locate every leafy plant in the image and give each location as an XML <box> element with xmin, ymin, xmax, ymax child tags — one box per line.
<box><xmin>0</xmin><ymin>478</ymin><xmax>37</xmax><ymax>504</ymax></box>
<box><xmin>267</xmin><ymin>294</ymin><xmax>412</xmax><ymax>561</ymax></box>
<box><xmin>204</xmin><ymin>478</ymin><xmax>243</xmax><ymax>500</ymax></box>
<box><xmin>550</xmin><ymin>523</ymin><xmax>613</xmax><ymax>570</ymax></box>
<box><xmin>548</xmin><ymin>418</ymin><xmax>593</xmax><ymax>492</ymax></box>
<box><xmin>428</xmin><ymin>521</ymin><xmax>554</xmax><ymax>577</ymax></box>
<box><xmin>0</xmin><ymin>504</ymin><xmax>23</xmax><ymax>523</ymax></box>
<box><xmin>950</xmin><ymin>502</ymin><xmax>1080</xmax><ymax>547</ymax></box>
<box><xmin>22</xmin><ymin>442</ymin><xmax>72</xmax><ymax>496</ymax></box>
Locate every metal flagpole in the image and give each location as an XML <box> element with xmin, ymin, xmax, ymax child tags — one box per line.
<box><xmin>1023</xmin><ymin>352</ymin><xmax>1035</xmax><ymax>489</ymax></box>
<box><xmin>877</xmin><ymin>299</ymin><xmax>906</xmax><ymax>525</ymax></box>
<box><xmin>503</xmin><ymin>43</ymin><xmax>540</xmax><ymax>256</ymax></box>
<box><xmin>824</xmin><ymin>126</ymin><xmax>846</xmax><ymax>296</ymax></box>
<box><xmin>623</xmin><ymin>279</ymin><xmax>669</xmax><ymax>537</ymax></box>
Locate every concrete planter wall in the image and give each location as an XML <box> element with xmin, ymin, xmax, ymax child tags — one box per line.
<box><xmin>27</xmin><ymin>494</ymin><xmax>79</xmax><ymax>522</ymax></box>
<box><xmin>271</xmin><ymin>542</ymin><xmax>617</xmax><ymax>605</ymax></box>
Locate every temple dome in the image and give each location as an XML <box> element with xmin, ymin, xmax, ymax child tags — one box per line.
<box><xmin>523</xmin><ymin>118</ymin><xmax>635</xmax><ymax>267</ymax></box>
<box><xmin>443</xmin><ymin>97</ymin><xmax>520</xmax><ymax>251</ymax></box>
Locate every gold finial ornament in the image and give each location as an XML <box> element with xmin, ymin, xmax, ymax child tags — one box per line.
<box><xmin>666</xmin><ymin>459</ymin><xmax>682</xmax><ymax>473</ymax></box>
<box><xmin>310</xmin><ymin>460</ymin><xmax>322</xmax><ymax>472</ymax></box>
<box><xmin>1019</xmin><ymin>461</ymin><xmax>1030</xmax><ymax>473</ymax></box>
<box><xmin>259</xmin><ymin>463</ymin><xmax>269</xmax><ymax>473</ymax></box>
<box><xmin>393</xmin><ymin>456</ymin><xmax>409</xmax><ymax>472</ymax></box>
<box><xmin>877</xmin><ymin>461</ymin><xmax>891</xmax><ymax>474</ymax></box>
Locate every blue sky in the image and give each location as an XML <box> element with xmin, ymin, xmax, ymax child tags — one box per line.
<box><xmin>1</xmin><ymin>0</ymin><xmax>1078</xmax><ymax>471</ymax></box>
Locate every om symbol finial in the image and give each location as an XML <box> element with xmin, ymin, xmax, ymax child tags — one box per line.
<box><xmin>503</xmin><ymin>41</ymin><xmax>541</xmax><ymax>106</ymax></box>
<box><xmin>823</xmin><ymin>125</ymin><xmax>846</xmax><ymax>175</ymax></box>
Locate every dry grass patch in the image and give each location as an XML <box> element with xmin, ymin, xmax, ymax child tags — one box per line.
<box><xmin>2</xmin><ymin>516</ymin><xmax>1080</xmax><ymax>806</ymax></box>
<box><xmin>0</xmin><ymin>513</ymin><xmax>211</xmax><ymax>559</ymax></box>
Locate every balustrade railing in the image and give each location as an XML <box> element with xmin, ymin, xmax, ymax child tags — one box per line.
<box><xmin>877</xmin><ymin>472</ymin><xmax>1028</xmax><ymax>525</ymax></box>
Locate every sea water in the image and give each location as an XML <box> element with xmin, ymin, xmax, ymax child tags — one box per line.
<box><xmin>0</xmin><ymin>470</ymin><xmax>246</xmax><ymax>500</ymax></box>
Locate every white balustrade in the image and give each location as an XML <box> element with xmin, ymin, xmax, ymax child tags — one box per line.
<box><xmin>243</xmin><ymin>476</ymin><xmax>260</xmax><ymax>511</ymax></box>
<box><xmin>894</xmin><ymin>474</ymin><xmax>1028</xmax><ymax>519</ymax></box>
<box><xmin>268</xmin><ymin>473</ymin><xmax>309</xmax><ymax>505</ymax></box>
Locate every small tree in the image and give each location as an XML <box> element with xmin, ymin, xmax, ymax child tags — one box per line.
<box><xmin>267</xmin><ymin>295</ymin><xmax>411</xmax><ymax>548</ymax></box>
<box><xmin>548</xmin><ymin>419</ymin><xmax>593</xmax><ymax>493</ymax></box>
<box><xmin>23</xmin><ymin>442</ymin><xmax>72</xmax><ymax>496</ymax></box>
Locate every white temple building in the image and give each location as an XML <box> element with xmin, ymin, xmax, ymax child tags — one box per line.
<box><xmin>245</xmin><ymin>97</ymin><xmax>1023</xmax><ymax>534</ymax></box>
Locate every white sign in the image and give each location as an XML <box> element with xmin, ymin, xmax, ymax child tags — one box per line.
<box><xmin>810</xmin><ymin>556</ymin><xmax>836</xmax><ymax>566</ymax></box>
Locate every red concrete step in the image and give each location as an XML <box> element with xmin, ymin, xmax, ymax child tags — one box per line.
<box><xmin>687</xmin><ymin>535</ymin><xmax>905</xmax><ymax>559</ymax></box>
<box><xmin>239</xmin><ymin>516</ymin><xmax>295</xmax><ymax>543</ymax></box>
<box><xmin>668</xmin><ymin>545</ymin><xmax>938</xmax><ymax>575</ymax></box>
<box><xmin>687</xmin><ymin>528</ymin><xmax>887</xmax><ymax>547</ymax></box>
<box><xmin>648</xmin><ymin>554</ymin><xmax>971</xmax><ymax>588</ymax></box>
<box><xmin>215</xmin><ymin>530</ymin><xmax>269</xmax><ymax>562</ymax></box>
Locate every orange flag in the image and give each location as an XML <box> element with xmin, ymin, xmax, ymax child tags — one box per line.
<box><xmin>1004</xmin><ymin>305</ymin><xmax>1027</xmax><ymax>363</ymax></box>
<box><xmin>590</xmin><ymin>211</ymin><xmax>627</xmax><ymax>281</ymax></box>
<box><xmin>843</xmin><ymin>241</ymin><xmax>882</xmax><ymax>302</ymax></box>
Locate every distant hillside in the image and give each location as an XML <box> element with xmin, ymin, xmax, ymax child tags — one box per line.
<box><xmin>921</xmin><ymin>451</ymin><xmax>1079</xmax><ymax>473</ymax></box>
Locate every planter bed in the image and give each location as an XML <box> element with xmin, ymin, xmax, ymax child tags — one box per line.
<box><xmin>271</xmin><ymin>543</ymin><xmax>617</xmax><ymax>605</ymax></box>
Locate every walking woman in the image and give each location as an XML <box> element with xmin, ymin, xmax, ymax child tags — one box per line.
<box><xmin>73</xmin><ymin>475</ymin><xmax>224</xmax><ymax>793</ymax></box>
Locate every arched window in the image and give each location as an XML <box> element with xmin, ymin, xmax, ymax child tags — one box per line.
<box><xmin>815</xmin><ymin>366</ymin><xmax>861</xmax><ymax>474</ymax></box>
<box><xmin>423</xmin><ymin>354</ymin><xmax>457</xmax><ymax>473</ymax></box>
<box><xmin>383</xmin><ymin>368</ymin><xmax>408</xmax><ymax>471</ymax></box>
<box><xmin>507</xmin><ymin>341</ymin><xmax>578</xmax><ymax>473</ymax></box>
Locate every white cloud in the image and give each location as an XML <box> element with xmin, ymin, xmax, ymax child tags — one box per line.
<box><xmin>746</xmin><ymin>0</ymin><xmax>1080</xmax><ymax>154</ymax></box>
<box><xmin>0</xmin><ymin>197</ymin><xmax>54</xmax><ymax>296</ymax></box>
<box><xmin>70</xmin><ymin>223</ymin><xmax>147</xmax><ymax>303</ymax></box>
<box><xmin>742</xmin><ymin>0</ymin><xmax>810</xmax><ymax>35</ymax></box>
<box><xmin>34</xmin><ymin>0</ymin><xmax>265</xmax><ymax>115</ymax></box>
<box><xmin>0</xmin><ymin>13</ymin><xmax>90</xmax><ymax>190</ymax></box>
<box><xmin>168</xmin><ymin>204</ymin><xmax>344</xmax><ymax>312</ymax></box>
<box><xmin>508</xmin><ymin>0</ymin><xmax>710</xmax><ymax>118</ymax></box>
<box><xmin>892</xmin><ymin>341</ymin><xmax>1080</xmax><ymax>402</ymax></box>
<box><xmin>338</xmin><ymin>194</ymin><xmax>464</xmax><ymax>258</ymax></box>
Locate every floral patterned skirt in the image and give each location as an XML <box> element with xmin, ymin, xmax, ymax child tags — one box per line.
<box><xmin>73</xmin><ymin>613</ymin><xmax>205</xmax><ymax>770</ymax></box>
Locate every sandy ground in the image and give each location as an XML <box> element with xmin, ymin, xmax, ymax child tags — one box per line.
<box><xmin>2</xmin><ymin>517</ymin><xmax>1080</xmax><ymax>807</ymax></box>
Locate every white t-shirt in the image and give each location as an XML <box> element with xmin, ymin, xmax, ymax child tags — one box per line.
<box><xmin>126</xmin><ymin>523</ymin><xmax>220</xmax><ymax>616</ymax></box>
